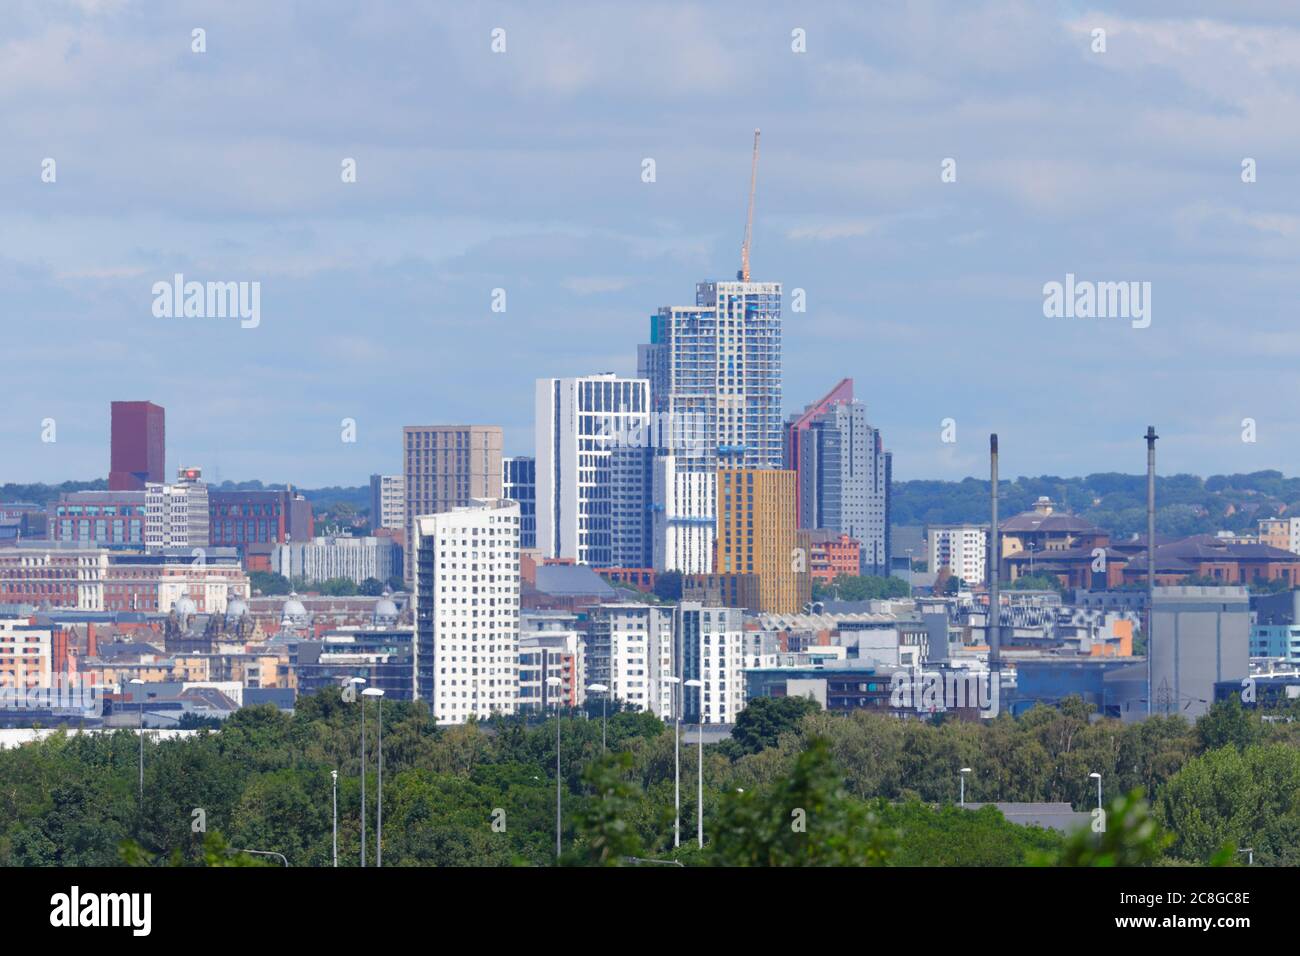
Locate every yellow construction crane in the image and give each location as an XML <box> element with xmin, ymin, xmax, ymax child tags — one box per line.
<box><xmin>739</xmin><ymin>128</ymin><xmax>761</xmax><ymax>282</ymax></box>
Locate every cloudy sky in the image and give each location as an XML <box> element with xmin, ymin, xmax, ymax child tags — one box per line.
<box><xmin>5</xmin><ymin>0</ymin><xmax>1300</xmax><ymax>487</ymax></box>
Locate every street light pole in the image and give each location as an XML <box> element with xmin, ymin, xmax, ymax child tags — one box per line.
<box><xmin>349</xmin><ymin>677</ymin><xmax>368</xmax><ymax>867</ymax></box>
<box><xmin>960</xmin><ymin>767</ymin><xmax>972</xmax><ymax>807</ymax></box>
<box><xmin>546</xmin><ymin>676</ymin><xmax>563</xmax><ymax>862</ymax></box>
<box><xmin>587</xmin><ymin>684</ymin><xmax>609</xmax><ymax>753</ymax></box>
<box><xmin>686</xmin><ymin>678</ymin><xmax>703</xmax><ymax>849</ymax></box>
<box><xmin>363</xmin><ymin>688</ymin><xmax>385</xmax><ymax>867</ymax></box>
<box><xmin>665</xmin><ymin>676</ymin><xmax>682</xmax><ymax>848</ymax></box>
<box><xmin>129</xmin><ymin>678</ymin><xmax>145</xmax><ymax>832</ymax></box>
<box><xmin>331</xmin><ymin>769</ymin><xmax>338</xmax><ymax>868</ymax></box>
<box><xmin>1090</xmin><ymin>771</ymin><xmax>1102</xmax><ymax>810</ymax></box>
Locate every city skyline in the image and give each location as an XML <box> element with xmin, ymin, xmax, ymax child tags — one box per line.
<box><xmin>7</xmin><ymin>2</ymin><xmax>1300</xmax><ymax>485</ymax></box>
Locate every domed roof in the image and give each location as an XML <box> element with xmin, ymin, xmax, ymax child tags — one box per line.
<box><xmin>281</xmin><ymin>592</ymin><xmax>309</xmax><ymax>626</ymax></box>
<box><xmin>226</xmin><ymin>598</ymin><xmax>248</xmax><ymax>619</ymax></box>
<box><xmin>372</xmin><ymin>596</ymin><xmax>399</xmax><ymax>624</ymax></box>
<box><xmin>174</xmin><ymin>595</ymin><xmax>198</xmax><ymax>618</ymax></box>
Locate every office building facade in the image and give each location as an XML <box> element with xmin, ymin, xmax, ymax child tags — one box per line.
<box><xmin>271</xmin><ymin>536</ymin><xmax>401</xmax><ymax>585</ymax></box>
<box><xmin>145</xmin><ymin>467</ymin><xmax>210</xmax><ymax>552</ymax></box>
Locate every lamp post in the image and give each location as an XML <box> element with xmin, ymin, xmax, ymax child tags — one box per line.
<box><xmin>363</xmin><ymin>687</ymin><xmax>385</xmax><ymax>867</ymax></box>
<box><xmin>1089</xmin><ymin>771</ymin><xmax>1102</xmax><ymax>810</ymax></box>
<box><xmin>349</xmin><ymin>677</ymin><xmax>368</xmax><ymax>866</ymax></box>
<box><xmin>331</xmin><ymin>769</ymin><xmax>338</xmax><ymax>868</ymax></box>
<box><xmin>685</xmin><ymin>678</ymin><xmax>703</xmax><ymax>848</ymax></box>
<box><xmin>664</xmin><ymin>676</ymin><xmax>682</xmax><ymax>848</ymax></box>
<box><xmin>587</xmin><ymin>683</ymin><xmax>609</xmax><ymax>753</ymax></box>
<box><xmin>546</xmin><ymin>675</ymin><xmax>563</xmax><ymax>862</ymax></box>
<box><xmin>959</xmin><ymin>767</ymin><xmax>972</xmax><ymax>807</ymax></box>
<box><xmin>128</xmin><ymin>678</ymin><xmax>145</xmax><ymax>811</ymax></box>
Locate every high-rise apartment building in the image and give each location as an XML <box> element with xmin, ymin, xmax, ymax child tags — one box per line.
<box><xmin>675</xmin><ymin>602</ymin><xmax>745</xmax><ymax>724</ymax></box>
<box><xmin>403</xmin><ymin>425</ymin><xmax>503</xmax><ymax>584</ymax></box>
<box><xmin>109</xmin><ymin>401</ymin><xmax>165</xmax><ymax>491</ymax></box>
<box><xmin>652</xmin><ymin>455</ymin><xmax>715</xmax><ymax>574</ymax></box>
<box><xmin>369</xmin><ymin>474</ymin><xmax>406</xmax><ymax>531</ymax></box>
<box><xmin>145</xmin><ymin>467</ymin><xmax>209</xmax><ymax>552</ymax></box>
<box><xmin>785</xmin><ymin>379</ymin><xmax>892</xmax><ymax>576</ymax></box>
<box><xmin>586</xmin><ymin>603</ymin><xmax>675</xmax><ymax>717</ymax></box>
<box><xmin>412</xmin><ymin>498</ymin><xmax>520</xmax><ymax>723</ymax></box>
<box><xmin>519</xmin><ymin>610</ymin><xmax>584</xmax><ymax>711</ymax></box>
<box><xmin>534</xmin><ymin>375</ymin><xmax>650</xmax><ymax>567</ymax></box>
<box><xmin>640</xmin><ymin>280</ymin><xmax>783</xmax><ymax>474</ymax></box>
<box><xmin>502</xmin><ymin>456</ymin><xmax>537</xmax><ymax>550</ymax></box>
<box><xmin>715</xmin><ymin>468</ymin><xmax>809</xmax><ymax>615</ymax></box>
<box><xmin>639</xmin><ymin>279</ymin><xmax>783</xmax><ymax>574</ymax></box>
<box><xmin>928</xmin><ymin>524</ymin><xmax>988</xmax><ymax>586</ymax></box>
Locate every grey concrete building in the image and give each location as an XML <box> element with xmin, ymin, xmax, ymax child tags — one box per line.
<box><xmin>1150</xmin><ymin>585</ymin><xmax>1249</xmax><ymax>720</ymax></box>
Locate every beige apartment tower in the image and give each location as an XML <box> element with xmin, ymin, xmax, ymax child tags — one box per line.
<box><xmin>402</xmin><ymin>425</ymin><xmax>503</xmax><ymax>583</ymax></box>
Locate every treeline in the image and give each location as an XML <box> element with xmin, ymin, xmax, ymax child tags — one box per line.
<box><xmin>2</xmin><ymin>692</ymin><xmax>1298</xmax><ymax>867</ymax></box>
<box><xmin>893</xmin><ymin>470</ymin><xmax>1300</xmax><ymax>538</ymax></box>
<box><xmin>247</xmin><ymin>571</ymin><xmax>403</xmax><ymax>597</ymax></box>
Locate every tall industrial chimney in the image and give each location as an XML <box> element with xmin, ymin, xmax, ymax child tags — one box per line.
<box><xmin>1145</xmin><ymin>425</ymin><xmax>1158</xmax><ymax>716</ymax></box>
<box><xmin>989</xmin><ymin>434</ymin><xmax>1000</xmax><ymax>669</ymax></box>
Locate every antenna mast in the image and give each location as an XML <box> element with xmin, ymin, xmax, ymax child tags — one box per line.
<box><xmin>740</xmin><ymin>128</ymin><xmax>761</xmax><ymax>282</ymax></box>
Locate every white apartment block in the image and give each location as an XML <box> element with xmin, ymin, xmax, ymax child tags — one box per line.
<box><xmin>370</xmin><ymin>474</ymin><xmax>406</xmax><ymax>531</ymax></box>
<box><xmin>587</xmin><ymin>604</ymin><xmax>675</xmax><ymax>717</ymax></box>
<box><xmin>271</xmin><ymin>535</ymin><xmax>401</xmax><ymax>585</ymax></box>
<box><xmin>928</xmin><ymin>524</ymin><xmax>988</xmax><ymax>586</ymax></box>
<box><xmin>676</xmin><ymin>602</ymin><xmax>745</xmax><ymax>725</ymax></box>
<box><xmin>520</xmin><ymin>611</ymin><xmax>585</xmax><ymax>712</ymax></box>
<box><xmin>0</xmin><ymin>618</ymin><xmax>53</xmax><ymax>690</ymax></box>
<box><xmin>535</xmin><ymin>374</ymin><xmax>651</xmax><ymax>567</ymax></box>
<box><xmin>144</xmin><ymin>467</ymin><xmax>209</xmax><ymax>552</ymax></box>
<box><xmin>652</xmin><ymin>455</ymin><xmax>715</xmax><ymax>574</ymax></box>
<box><xmin>413</xmin><ymin>498</ymin><xmax>520</xmax><ymax>724</ymax></box>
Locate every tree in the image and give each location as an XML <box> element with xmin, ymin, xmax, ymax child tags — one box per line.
<box><xmin>1195</xmin><ymin>697</ymin><xmax>1261</xmax><ymax>754</ymax></box>
<box><xmin>829</xmin><ymin>575</ymin><xmax>908</xmax><ymax>601</ymax></box>
<box><xmin>726</xmin><ymin>695</ymin><xmax>820</xmax><ymax>757</ymax></box>
<box><xmin>248</xmin><ymin>571</ymin><xmax>292</xmax><ymax>596</ymax></box>
<box><xmin>564</xmin><ymin>753</ymin><xmax>646</xmax><ymax>866</ymax></box>
<box><xmin>358</xmin><ymin>577</ymin><xmax>385</xmax><ymax>596</ymax></box>
<box><xmin>1160</xmin><ymin>745</ymin><xmax>1300</xmax><ymax>864</ymax></box>
<box><xmin>709</xmin><ymin>737</ymin><xmax>896</xmax><ymax>866</ymax></box>
<box><xmin>1011</xmin><ymin>572</ymin><xmax>1063</xmax><ymax>593</ymax></box>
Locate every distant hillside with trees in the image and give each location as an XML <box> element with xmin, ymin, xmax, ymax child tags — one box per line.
<box><xmin>892</xmin><ymin>471</ymin><xmax>1300</xmax><ymax>539</ymax></box>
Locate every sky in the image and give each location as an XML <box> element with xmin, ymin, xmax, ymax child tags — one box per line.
<box><xmin>5</xmin><ymin>0</ymin><xmax>1300</xmax><ymax>487</ymax></box>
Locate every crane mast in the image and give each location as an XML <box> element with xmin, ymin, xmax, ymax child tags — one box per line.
<box><xmin>739</xmin><ymin>128</ymin><xmax>760</xmax><ymax>282</ymax></box>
